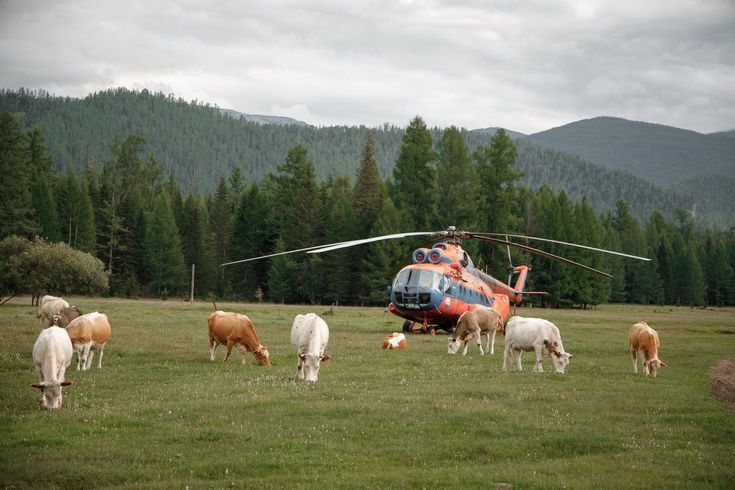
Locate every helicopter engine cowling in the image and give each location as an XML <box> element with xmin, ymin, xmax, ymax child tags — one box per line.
<box><xmin>412</xmin><ymin>248</ymin><xmax>430</xmax><ymax>263</ymax></box>
<box><xmin>427</xmin><ymin>248</ymin><xmax>444</xmax><ymax>264</ymax></box>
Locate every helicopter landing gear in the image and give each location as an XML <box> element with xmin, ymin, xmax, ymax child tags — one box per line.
<box><xmin>402</xmin><ymin>320</ymin><xmax>414</xmax><ymax>333</ymax></box>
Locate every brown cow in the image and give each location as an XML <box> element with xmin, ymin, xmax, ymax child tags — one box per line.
<box><xmin>52</xmin><ymin>306</ymin><xmax>83</xmax><ymax>328</ymax></box>
<box><xmin>207</xmin><ymin>311</ymin><xmax>271</xmax><ymax>366</ymax></box>
<box><xmin>65</xmin><ymin>312</ymin><xmax>112</xmax><ymax>370</ymax></box>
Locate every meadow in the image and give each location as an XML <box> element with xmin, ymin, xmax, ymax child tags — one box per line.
<box><xmin>1</xmin><ymin>298</ymin><xmax>734</xmax><ymax>488</ymax></box>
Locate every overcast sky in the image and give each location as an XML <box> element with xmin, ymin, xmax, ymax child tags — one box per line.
<box><xmin>1</xmin><ymin>0</ymin><xmax>733</xmax><ymax>134</ymax></box>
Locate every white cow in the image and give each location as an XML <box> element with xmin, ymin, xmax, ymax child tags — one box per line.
<box><xmin>503</xmin><ymin>316</ymin><xmax>572</xmax><ymax>374</ymax></box>
<box><xmin>31</xmin><ymin>325</ymin><xmax>73</xmax><ymax>409</ymax></box>
<box><xmin>291</xmin><ymin>313</ymin><xmax>330</xmax><ymax>382</ymax></box>
<box><xmin>36</xmin><ymin>295</ymin><xmax>70</xmax><ymax>328</ymax></box>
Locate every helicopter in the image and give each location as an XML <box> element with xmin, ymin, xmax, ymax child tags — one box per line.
<box><xmin>221</xmin><ymin>226</ymin><xmax>650</xmax><ymax>334</ymax></box>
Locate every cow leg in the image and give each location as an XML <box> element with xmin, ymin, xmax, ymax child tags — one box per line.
<box><xmin>489</xmin><ymin>330</ymin><xmax>496</xmax><ymax>355</ymax></box>
<box><xmin>75</xmin><ymin>345</ymin><xmax>83</xmax><ymax>370</ymax></box>
<box><xmin>631</xmin><ymin>349</ymin><xmax>638</xmax><ymax>373</ymax></box>
<box><xmin>296</xmin><ymin>357</ymin><xmax>305</xmax><ymax>380</ymax></box>
<box><xmin>462</xmin><ymin>340</ymin><xmax>469</xmax><ymax>356</ymax></box>
<box><xmin>86</xmin><ymin>349</ymin><xmax>95</xmax><ymax>370</ymax></box>
<box><xmin>502</xmin><ymin>343</ymin><xmax>511</xmax><ymax>372</ymax></box>
<box><xmin>515</xmin><ymin>349</ymin><xmax>523</xmax><ymax>371</ymax></box>
<box><xmin>238</xmin><ymin>344</ymin><xmax>247</xmax><ymax>365</ymax></box>
<box><xmin>533</xmin><ymin>345</ymin><xmax>544</xmax><ymax>373</ymax></box>
<box><xmin>477</xmin><ymin>332</ymin><xmax>485</xmax><ymax>356</ymax></box>
<box><xmin>223</xmin><ymin>341</ymin><xmax>234</xmax><ymax>363</ymax></box>
<box><xmin>209</xmin><ymin>334</ymin><xmax>217</xmax><ymax>361</ymax></box>
<box><xmin>97</xmin><ymin>346</ymin><xmax>104</xmax><ymax>368</ymax></box>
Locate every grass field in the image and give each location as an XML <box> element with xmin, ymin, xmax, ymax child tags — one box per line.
<box><xmin>1</xmin><ymin>297</ymin><xmax>734</xmax><ymax>488</ymax></box>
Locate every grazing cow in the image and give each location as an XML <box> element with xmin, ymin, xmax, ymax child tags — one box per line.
<box><xmin>31</xmin><ymin>325</ymin><xmax>73</xmax><ymax>409</ymax></box>
<box><xmin>207</xmin><ymin>311</ymin><xmax>271</xmax><ymax>366</ymax></box>
<box><xmin>448</xmin><ymin>307</ymin><xmax>503</xmax><ymax>356</ymax></box>
<box><xmin>36</xmin><ymin>295</ymin><xmax>70</xmax><ymax>328</ymax></box>
<box><xmin>382</xmin><ymin>332</ymin><xmax>408</xmax><ymax>350</ymax></box>
<box><xmin>291</xmin><ymin>313</ymin><xmax>330</xmax><ymax>382</ymax></box>
<box><xmin>503</xmin><ymin>316</ymin><xmax>572</xmax><ymax>374</ymax></box>
<box><xmin>65</xmin><ymin>312</ymin><xmax>112</xmax><ymax>370</ymax></box>
<box><xmin>52</xmin><ymin>306</ymin><xmax>83</xmax><ymax>328</ymax></box>
<box><xmin>629</xmin><ymin>322</ymin><xmax>667</xmax><ymax>377</ymax></box>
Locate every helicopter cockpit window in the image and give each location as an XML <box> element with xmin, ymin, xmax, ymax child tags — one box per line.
<box><xmin>442</xmin><ymin>275</ymin><xmax>451</xmax><ymax>294</ymax></box>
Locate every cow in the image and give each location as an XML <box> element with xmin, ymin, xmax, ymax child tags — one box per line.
<box><xmin>52</xmin><ymin>306</ymin><xmax>83</xmax><ymax>328</ymax></box>
<box><xmin>207</xmin><ymin>311</ymin><xmax>271</xmax><ymax>366</ymax></box>
<box><xmin>382</xmin><ymin>332</ymin><xmax>408</xmax><ymax>350</ymax></box>
<box><xmin>65</xmin><ymin>312</ymin><xmax>112</xmax><ymax>370</ymax></box>
<box><xmin>448</xmin><ymin>307</ymin><xmax>503</xmax><ymax>356</ymax></box>
<box><xmin>629</xmin><ymin>322</ymin><xmax>667</xmax><ymax>377</ymax></box>
<box><xmin>31</xmin><ymin>325</ymin><xmax>73</xmax><ymax>409</ymax></box>
<box><xmin>502</xmin><ymin>316</ymin><xmax>572</xmax><ymax>374</ymax></box>
<box><xmin>36</xmin><ymin>295</ymin><xmax>70</xmax><ymax>328</ymax></box>
<box><xmin>291</xmin><ymin>313</ymin><xmax>330</xmax><ymax>382</ymax></box>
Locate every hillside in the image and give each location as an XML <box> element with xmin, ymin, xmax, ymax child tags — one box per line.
<box><xmin>526</xmin><ymin>117</ymin><xmax>735</xmax><ymax>186</ymax></box>
<box><xmin>470</xmin><ymin>127</ymin><xmax>527</xmax><ymax>139</ymax></box>
<box><xmin>0</xmin><ymin>88</ymin><xmax>714</xmax><ymax>226</ymax></box>
<box><xmin>218</xmin><ymin>108</ymin><xmax>309</xmax><ymax>126</ymax></box>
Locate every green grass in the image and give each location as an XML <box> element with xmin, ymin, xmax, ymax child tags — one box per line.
<box><xmin>1</xmin><ymin>298</ymin><xmax>734</xmax><ymax>488</ymax></box>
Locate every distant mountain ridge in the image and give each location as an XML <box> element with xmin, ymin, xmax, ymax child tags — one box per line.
<box><xmin>525</xmin><ymin>116</ymin><xmax>735</xmax><ymax>187</ymax></box>
<box><xmin>218</xmin><ymin>108</ymin><xmax>308</xmax><ymax>127</ymax></box>
<box><xmin>470</xmin><ymin>127</ymin><xmax>527</xmax><ymax>140</ymax></box>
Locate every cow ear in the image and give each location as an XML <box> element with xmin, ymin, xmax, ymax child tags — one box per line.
<box><xmin>321</xmin><ymin>355</ymin><xmax>330</xmax><ymax>362</ymax></box>
<box><xmin>299</xmin><ymin>354</ymin><xmax>306</xmax><ymax>361</ymax></box>
<box><xmin>61</xmin><ymin>380</ymin><xmax>73</xmax><ymax>386</ymax></box>
<box><xmin>659</xmin><ymin>360</ymin><xmax>667</xmax><ymax>366</ymax></box>
<box><xmin>31</xmin><ymin>383</ymin><xmax>43</xmax><ymax>389</ymax></box>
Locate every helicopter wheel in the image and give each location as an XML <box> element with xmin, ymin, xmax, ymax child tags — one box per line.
<box><xmin>402</xmin><ymin>321</ymin><xmax>413</xmax><ymax>333</ymax></box>
<box><xmin>429</xmin><ymin>328</ymin><xmax>436</xmax><ymax>336</ymax></box>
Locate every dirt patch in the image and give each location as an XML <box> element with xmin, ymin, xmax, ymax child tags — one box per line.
<box><xmin>710</xmin><ymin>357</ymin><xmax>735</xmax><ymax>414</ymax></box>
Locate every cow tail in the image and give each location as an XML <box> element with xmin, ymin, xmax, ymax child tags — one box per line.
<box><xmin>212</xmin><ymin>301</ymin><xmax>218</xmax><ymax>311</ymax></box>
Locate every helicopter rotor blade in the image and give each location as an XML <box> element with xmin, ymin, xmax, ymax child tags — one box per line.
<box><xmin>468</xmin><ymin>234</ymin><xmax>613</xmax><ymax>278</ymax></box>
<box><xmin>306</xmin><ymin>231</ymin><xmax>435</xmax><ymax>254</ymax></box>
<box><xmin>220</xmin><ymin>242</ymin><xmax>352</xmax><ymax>266</ymax></box>
<box><xmin>472</xmin><ymin>232</ymin><xmax>650</xmax><ymax>261</ymax></box>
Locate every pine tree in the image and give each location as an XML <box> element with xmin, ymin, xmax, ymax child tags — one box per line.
<box><xmin>322</xmin><ymin>177</ymin><xmax>356</xmax><ymax>305</ymax></box>
<box><xmin>474</xmin><ymin>128</ymin><xmax>523</xmax><ymax>272</ymax></box>
<box><xmin>361</xmin><ymin>197</ymin><xmax>407</xmax><ymax>305</ymax></box>
<box><xmin>142</xmin><ymin>193</ymin><xmax>186</xmax><ymax>297</ymax></box>
<box><xmin>209</xmin><ymin>177</ymin><xmax>232</xmax><ymax>296</ymax></box>
<box><xmin>180</xmin><ymin>193</ymin><xmax>216</xmax><ymax>297</ymax></box>
<box><xmin>352</xmin><ymin>130</ymin><xmax>384</xmax><ymax>238</ymax></box>
<box><xmin>27</xmin><ymin>128</ymin><xmax>60</xmax><ymax>242</ymax></box>
<box><xmin>0</xmin><ymin>112</ymin><xmax>37</xmax><ymax>239</ymax></box>
<box><xmin>392</xmin><ymin>116</ymin><xmax>436</xmax><ymax>230</ymax></box>
<box><xmin>435</xmin><ymin>126</ymin><xmax>478</xmax><ymax>230</ymax></box>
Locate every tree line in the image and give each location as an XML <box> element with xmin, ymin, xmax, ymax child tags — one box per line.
<box><xmin>1</xmin><ymin>111</ymin><xmax>733</xmax><ymax>307</ymax></box>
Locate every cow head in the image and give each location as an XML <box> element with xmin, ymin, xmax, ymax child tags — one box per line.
<box><xmin>299</xmin><ymin>353</ymin><xmax>330</xmax><ymax>382</ymax></box>
<box><xmin>447</xmin><ymin>337</ymin><xmax>462</xmax><ymax>355</ymax></box>
<box><xmin>644</xmin><ymin>359</ymin><xmax>667</xmax><ymax>378</ymax></box>
<box><xmin>254</xmin><ymin>346</ymin><xmax>271</xmax><ymax>367</ymax></box>
<box><xmin>32</xmin><ymin>380</ymin><xmax>72</xmax><ymax>409</ymax></box>
<box><xmin>551</xmin><ymin>352</ymin><xmax>572</xmax><ymax>374</ymax></box>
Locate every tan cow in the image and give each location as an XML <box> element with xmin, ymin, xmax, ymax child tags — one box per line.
<box><xmin>65</xmin><ymin>312</ymin><xmax>112</xmax><ymax>370</ymax></box>
<box><xmin>36</xmin><ymin>295</ymin><xmax>70</xmax><ymax>328</ymax></box>
<box><xmin>448</xmin><ymin>306</ymin><xmax>503</xmax><ymax>355</ymax></box>
<box><xmin>629</xmin><ymin>322</ymin><xmax>667</xmax><ymax>377</ymax></box>
<box><xmin>207</xmin><ymin>311</ymin><xmax>271</xmax><ymax>366</ymax></box>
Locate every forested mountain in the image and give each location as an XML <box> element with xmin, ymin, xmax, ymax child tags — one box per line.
<box><xmin>526</xmin><ymin>116</ymin><xmax>735</xmax><ymax>187</ymax></box>
<box><xmin>471</xmin><ymin>127</ymin><xmax>527</xmax><ymax>139</ymax></box>
<box><xmin>0</xmin><ymin>88</ymin><xmax>711</xmax><ymax>226</ymax></box>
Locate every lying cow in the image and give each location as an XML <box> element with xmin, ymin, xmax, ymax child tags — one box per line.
<box><xmin>31</xmin><ymin>325</ymin><xmax>73</xmax><ymax>409</ymax></box>
<box><xmin>65</xmin><ymin>312</ymin><xmax>112</xmax><ymax>370</ymax></box>
<box><xmin>52</xmin><ymin>306</ymin><xmax>83</xmax><ymax>328</ymax></box>
<box><xmin>629</xmin><ymin>322</ymin><xmax>667</xmax><ymax>377</ymax></box>
<box><xmin>503</xmin><ymin>316</ymin><xmax>572</xmax><ymax>374</ymax></box>
<box><xmin>207</xmin><ymin>311</ymin><xmax>271</xmax><ymax>366</ymax></box>
<box><xmin>291</xmin><ymin>313</ymin><xmax>330</xmax><ymax>382</ymax></box>
<box><xmin>448</xmin><ymin>306</ymin><xmax>503</xmax><ymax>355</ymax></box>
<box><xmin>382</xmin><ymin>332</ymin><xmax>408</xmax><ymax>350</ymax></box>
<box><xmin>36</xmin><ymin>295</ymin><xmax>70</xmax><ymax>328</ymax></box>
